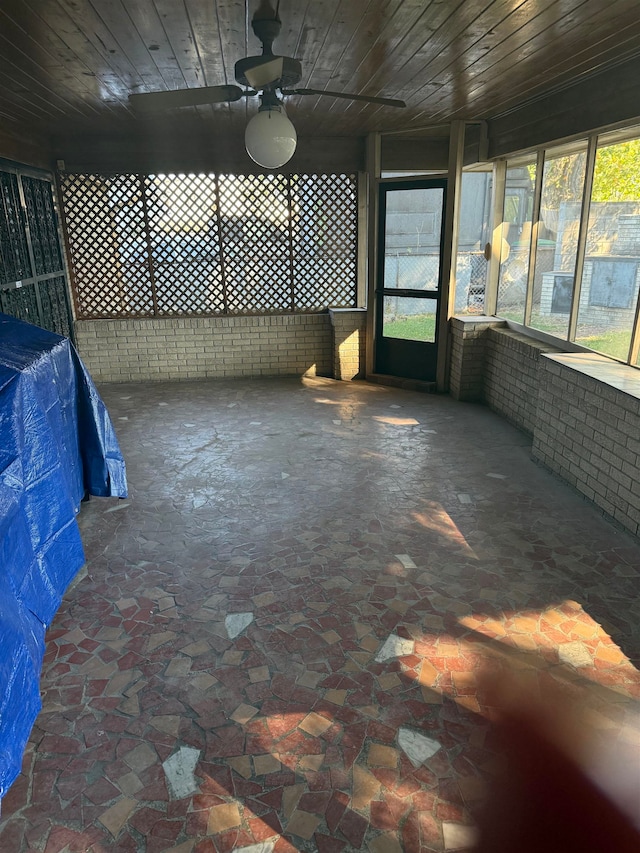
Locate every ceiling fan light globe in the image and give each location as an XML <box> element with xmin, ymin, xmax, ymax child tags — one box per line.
<box><xmin>245</xmin><ymin>107</ymin><xmax>297</xmax><ymax>169</ymax></box>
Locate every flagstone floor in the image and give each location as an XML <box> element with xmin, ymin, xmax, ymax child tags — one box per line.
<box><xmin>2</xmin><ymin>376</ymin><xmax>639</xmax><ymax>853</ymax></box>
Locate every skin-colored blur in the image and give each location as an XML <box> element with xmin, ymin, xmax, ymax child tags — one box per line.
<box><xmin>472</xmin><ymin>663</ymin><xmax>640</xmax><ymax>853</ymax></box>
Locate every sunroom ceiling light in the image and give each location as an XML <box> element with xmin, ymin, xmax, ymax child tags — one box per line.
<box><xmin>244</xmin><ymin>101</ymin><xmax>297</xmax><ymax>169</ymax></box>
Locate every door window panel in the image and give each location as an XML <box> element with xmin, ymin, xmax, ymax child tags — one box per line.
<box><xmin>382</xmin><ymin>296</ymin><xmax>437</xmax><ymax>342</ymax></box>
<box><xmin>384</xmin><ymin>188</ymin><xmax>443</xmax><ymax>291</ymax></box>
<box><xmin>382</xmin><ymin>296</ymin><xmax>438</xmax><ymax>343</ymax></box>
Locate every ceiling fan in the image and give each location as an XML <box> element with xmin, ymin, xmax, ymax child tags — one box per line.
<box><xmin>128</xmin><ymin>0</ymin><xmax>406</xmax><ymax>169</ymax></box>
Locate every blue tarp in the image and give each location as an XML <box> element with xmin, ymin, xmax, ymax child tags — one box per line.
<box><xmin>0</xmin><ymin>313</ymin><xmax>127</xmax><ymax>799</ymax></box>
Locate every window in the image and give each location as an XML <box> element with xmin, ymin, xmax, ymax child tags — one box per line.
<box><xmin>492</xmin><ymin>124</ymin><xmax>640</xmax><ymax>369</ymax></box>
<box><xmin>454</xmin><ymin>168</ymin><xmax>492</xmax><ymax>314</ymax></box>
<box><xmin>574</xmin><ymin>134</ymin><xmax>640</xmax><ymax>361</ymax></box>
<box><xmin>531</xmin><ymin>141</ymin><xmax>587</xmax><ymax>338</ymax></box>
<box><xmin>496</xmin><ymin>157</ymin><xmax>537</xmax><ymax>323</ymax></box>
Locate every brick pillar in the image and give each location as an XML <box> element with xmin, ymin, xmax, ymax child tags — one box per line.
<box><xmin>328</xmin><ymin>308</ymin><xmax>367</xmax><ymax>380</ymax></box>
<box><xmin>449</xmin><ymin>316</ymin><xmax>505</xmax><ymax>401</ymax></box>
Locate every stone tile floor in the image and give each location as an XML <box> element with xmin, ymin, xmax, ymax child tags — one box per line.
<box><xmin>2</xmin><ymin>376</ymin><xmax>639</xmax><ymax>852</ymax></box>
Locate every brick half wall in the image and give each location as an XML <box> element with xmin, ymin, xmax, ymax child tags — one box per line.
<box><xmin>533</xmin><ymin>354</ymin><xmax>640</xmax><ymax>536</ymax></box>
<box><xmin>484</xmin><ymin>327</ymin><xmax>562</xmax><ymax>436</ymax></box>
<box><xmin>75</xmin><ymin>314</ymin><xmax>334</xmax><ymax>382</ymax></box>
<box><xmin>449</xmin><ymin>315</ymin><xmax>640</xmax><ymax>538</ymax></box>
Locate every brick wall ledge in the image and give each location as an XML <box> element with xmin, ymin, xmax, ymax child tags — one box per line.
<box><xmin>542</xmin><ymin>352</ymin><xmax>640</xmax><ymax>402</ymax></box>
<box><xmin>489</xmin><ymin>326</ymin><xmax>563</xmax><ymax>355</ymax></box>
<box><xmin>450</xmin><ymin>315</ymin><xmax>503</xmax><ymax>328</ymax></box>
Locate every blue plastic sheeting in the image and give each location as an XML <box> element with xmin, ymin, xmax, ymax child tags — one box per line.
<box><xmin>0</xmin><ymin>313</ymin><xmax>127</xmax><ymax>799</ymax></box>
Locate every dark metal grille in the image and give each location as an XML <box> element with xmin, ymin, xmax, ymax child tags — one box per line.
<box><xmin>0</xmin><ymin>172</ymin><xmax>30</xmax><ymax>285</ymax></box>
<box><xmin>22</xmin><ymin>176</ymin><xmax>63</xmax><ymax>276</ymax></box>
<box><xmin>0</xmin><ymin>277</ymin><xmax>71</xmax><ymax>339</ymax></box>
<box><xmin>38</xmin><ymin>276</ymin><xmax>73</xmax><ymax>338</ymax></box>
<box><xmin>0</xmin><ymin>164</ymin><xmax>74</xmax><ymax>341</ymax></box>
<box><xmin>0</xmin><ymin>282</ymin><xmax>40</xmax><ymax>326</ymax></box>
<box><xmin>61</xmin><ymin>172</ymin><xmax>358</xmax><ymax>319</ymax></box>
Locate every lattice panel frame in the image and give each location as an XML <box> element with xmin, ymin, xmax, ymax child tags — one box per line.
<box><xmin>292</xmin><ymin>174</ymin><xmax>358</xmax><ymax>310</ymax></box>
<box><xmin>218</xmin><ymin>174</ymin><xmax>293</xmax><ymax>313</ymax></box>
<box><xmin>61</xmin><ymin>174</ymin><xmax>154</xmax><ymax>317</ymax></box>
<box><xmin>62</xmin><ymin>172</ymin><xmax>359</xmax><ymax>319</ymax></box>
<box><xmin>145</xmin><ymin>174</ymin><xmax>224</xmax><ymax>315</ymax></box>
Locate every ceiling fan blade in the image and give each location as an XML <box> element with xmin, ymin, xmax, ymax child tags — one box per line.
<box><xmin>129</xmin><ymin>85</ymin><xmax>245</xmax><ymax>112</ymax></box>
<box><xmin>244</xmin><ymin>57</ymin><xmax>284</xmax><ymax>89</ymax></box>
<box><xmin>285</xmin><ymin>88</ymin><xmax>406</xmax><ymax>108</ymax></box>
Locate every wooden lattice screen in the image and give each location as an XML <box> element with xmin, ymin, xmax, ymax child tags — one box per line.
<box><xmin>60</xmin><ymin>172</ymin><xmax>358</xmax><ymax>319</ymax></box>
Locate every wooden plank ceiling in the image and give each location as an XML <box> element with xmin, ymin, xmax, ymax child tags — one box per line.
<box><xmin>1</xmin><ymin>0</ymin><xmax>640</xmax><ymax>149</ymax></box>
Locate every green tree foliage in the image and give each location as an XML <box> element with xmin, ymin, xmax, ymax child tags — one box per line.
<box><xmin>535</xmin><ymin>140</ymin><xmax>640</xmax><ymax>208</ymax></box>
<box><xmin>542</xmin><ymin>153</ymin><xmax>587</xmax><ymax>208</ymax></box>
<box><xmin>591</xmin><ymin>139</ymin><xmax>640</xmax><ymax>202</ymax></box>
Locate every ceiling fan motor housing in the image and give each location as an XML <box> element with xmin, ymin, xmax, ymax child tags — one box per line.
<box><xmin>235</xmin><ymin>55</ymin><xmax>302</xmax><ymax>89</ymax></box>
